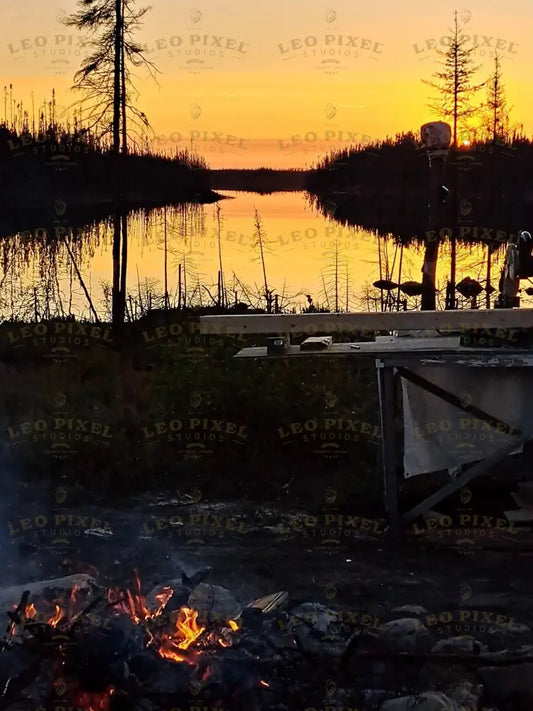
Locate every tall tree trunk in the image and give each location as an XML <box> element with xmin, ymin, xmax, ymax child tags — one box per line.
<box><xmin>118</xmin><ymin>0</ymin><xmax>128</xmax><ymax>323</ymax></box>
<box><xmin>485</xmin><ymin>245</ymin><xmax>492</xmax><ymax>309</ymax></box>
<box><xmin>121</xmin><ymin>0</ymin><xmax>127</xmax><ymax>158</ymax></box>
<box><xmin>447</xmin><ymin>155</ymin><xmax>458</xmax><ymax>310</ymax></box>
<box><xmin>112</xmin><ymin>220</ymin><xmax>122</xmax><ymax>326</ymax></box>
<box><xmin>112</xmin><ymin>0</ymin><xmax>124</xmax><ymax>328</ymax></box>
<box><xmin>453</xmin><ymin>12</ymin><xmax>458</xmax><ymax>147</ymax></box>
<box><xmin>120</xmin><ymin>212</ymin><xmax>128</xmax><ymax>320</ymax></box>
<box><xmin>113</xmin><ymin>0</ymin><xmax>122</xmax><ymax>157</ymax></box>
<box><xmin>421</xmin><ymin>238</ymin><xmax>439</xmax><ymax>310</ymax></box>
<box><xmin>421</xmin><ymin>155</ymin><xmax>445</xmax><ymax>310</ymax></box>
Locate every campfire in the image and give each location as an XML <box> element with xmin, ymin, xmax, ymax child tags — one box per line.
<box><xmin>0</xmin><ymin>570</ymin><xmax>251</xmax><ymax>711</ymax></box>
<box><xmin>103</xmin><ymin>571</ymin><xmax>239</xmax><ymax>663</ymax></box>
<box><xmin>1</xmin><ymin>568</ymin><xmax>529</xmax><ymax>711</ymax></box>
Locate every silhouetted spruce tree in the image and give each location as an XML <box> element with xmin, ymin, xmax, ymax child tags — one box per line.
<box><xmin>422</xmin><ymin>11</ymin><xmax>484</xmax><ymax>146</ymax></box>
<box><xmin>484</xmin><ymin>52</ymin><xmax>510</xmax><ymax>144</ymax></box>
<box><xmin>64</xmin><ymin>0</ymin><xmax>155</xmax><ymax>327</ymax></box>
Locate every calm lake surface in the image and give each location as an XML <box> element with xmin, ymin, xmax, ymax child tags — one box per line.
<box><xmin>0</xmin><ymin>191</ymin><xmax>515</xmax><ymax>320</ymax></box>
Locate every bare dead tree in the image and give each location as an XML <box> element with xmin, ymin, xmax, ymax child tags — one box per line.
<box><xmin>64</xmin><ymin>0</ymin><xmax>157</xmax><ymax>327</ymax></box>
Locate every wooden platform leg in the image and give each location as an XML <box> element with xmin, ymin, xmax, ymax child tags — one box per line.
<box><xmin>376</xmin><ymin>359</ymin><xmax>399</xmax><ymax>533</ymax></box>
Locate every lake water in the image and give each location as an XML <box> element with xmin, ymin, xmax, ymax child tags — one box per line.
<box><xmin>0</xmin><ymin>191</ymin><xmax>513</xmax><ymax>320</ymax></box>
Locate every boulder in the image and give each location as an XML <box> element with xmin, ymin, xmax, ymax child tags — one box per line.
<box><xmin>478</xmin><ymin>663</ymin><xmax>533</xmax><ymax>706</ymax></box>
<box><xmin>486</xmin><ymin>622</ymin><xmax>531</xmax><ymax>651</ymax></box>
<box><xmin>289</xmin><ymin>602</ymin><xmax>338</xmax><ymax>635</ymax></box>
<box><xmin>391</xmin><ymin>605</ymin><xmax>428</xmax><ymax>617</ymax></box>
<box><xmin>378</xmin><ymin>618</ymin><xmax>434</xmax><ymax>653</ymax></box>
<box><xmin>380</xmin><ymin>691</ymin><xmax>459</xmax><ymax>711</ymax></box>
<box><xmin>431</xmin><ymin>636</ymin><xmax>487</xmax><ymax>655</ymax></box>
<box><xmin>187</xmin><ymin>583</ymin><xmax>242</xmax><ymax>623</ymax></box>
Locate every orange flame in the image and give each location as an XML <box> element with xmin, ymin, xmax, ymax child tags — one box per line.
<box><xmin>157</xmin><ymin>607</ymin><xmax>207</xmax><ymax>663</ymax></box>
<box><xmin>16</xmin><ymin>572</ymin><xmax>239</xmax><ymax>666</ymax></box>
<box><xmin>48</xmin><ymin>604</ymin><xmax>64</xmax><ymax>627</ymax></box>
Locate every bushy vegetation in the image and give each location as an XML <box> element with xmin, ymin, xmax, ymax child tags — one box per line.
<box><xmin>306</xmin><ymin>132</ymin><xmax>533</xmax><ymax>246</ymax></box>
<box><xmin>0</xmin><ymin>112</ymin><xmax>211</xmax><ymax>210</ymax></box>
<box><xmin>0</xmin><ymin>309</ymin><xmax>382</xmax><ymax>512</ymax></box>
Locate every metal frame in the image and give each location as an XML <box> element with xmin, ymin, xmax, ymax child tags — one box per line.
<box><xmin>199</xmin><ymin>313</ymin><xmax>533</xmax><ymax>533</ymax></box>
<box><xmin>375</xmin><ymin>357</ymin><xmax>530</xmax><ymax>532</ymax></box>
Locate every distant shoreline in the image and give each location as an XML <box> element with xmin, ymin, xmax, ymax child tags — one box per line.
<box><xmin>209</xmin><ymin>168</ymin><xmax>310</xmax><ymax>192</ymax></box>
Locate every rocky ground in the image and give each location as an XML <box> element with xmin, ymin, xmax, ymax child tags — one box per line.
<box><xmin>1</xmin><ymin>487</ymin><xmax>533</xmax><ymax>710</ymax></box>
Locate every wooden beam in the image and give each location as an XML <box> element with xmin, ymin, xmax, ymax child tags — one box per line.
<box><xmin>199</xmin><ymin>309</ymin><xmax>533</xmax><ymax>335</ymax></box>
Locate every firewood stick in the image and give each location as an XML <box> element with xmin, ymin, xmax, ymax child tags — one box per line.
<box><xmin>1</xmin><ymin>590</ymin><xmax>29</xmax><ymax>651</ymax></box>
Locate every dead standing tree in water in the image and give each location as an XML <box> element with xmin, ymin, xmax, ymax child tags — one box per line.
<box><xmin>252</xmin><ymin>208</ymin><xmax>275</xmax><ymax>313</ymax></box>
<box><xmin>421</xmin><ymin>11</ymin><xmax>484</xmax><ymax>309</ymax></box>
<box><xmin>64</xmin><ymin>0</ymin><xmax>155</xmax><ymax>329</ymax></box>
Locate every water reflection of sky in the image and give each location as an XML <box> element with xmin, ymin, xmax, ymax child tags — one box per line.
<box><xmin>1</xmin><ymin>191</ymin><xmax>520</xmax><ymax>320</ymax></box>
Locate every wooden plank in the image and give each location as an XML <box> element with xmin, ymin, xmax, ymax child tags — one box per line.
<box><xmin>234</xmin><ymin>339</ymin><xmax>462</xmax><ymax>356</ymax></box>
<box><xmin>383</xmin><ymin>354</ymin><xmax>533</xmax><ymax>368</ymax></box>
<box><xmin>505</xmin><ymin>508</ymin><xmax>533</xmax><ymax>523</ymax></box>
<box><xmin>199</xmin><ymin>309</ymin><xmax>533</xmax><ymax>335</ymax></box>
<box><xmin>233</xmin><ymin>344</ymin><xmax>533</xmax><ymax>365</ymax></box>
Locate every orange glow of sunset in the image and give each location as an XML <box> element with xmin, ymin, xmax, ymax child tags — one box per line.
<box><xmin>1</xmin><ymin>0</ymin><xmax>531</xmax><ymax>169</ymax></box>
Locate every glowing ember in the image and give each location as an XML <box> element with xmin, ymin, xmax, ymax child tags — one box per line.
<box><xmin>71</xmin><ymin>686</ymin><xmax>115</xmax><ymax>711</ymax></box>
<box><xmin>154</xmin><ymin>586</ymin><xmax>174</xmax><ymax>612</ymax></box>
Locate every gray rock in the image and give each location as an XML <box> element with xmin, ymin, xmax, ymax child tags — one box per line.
<box><xmin>431</xmin><ymin>635</ymin><xmax>487</xmax><ymax>655</ymax></box>
<box><xmin>391</xmin><ymin>605</ymin><xmax>428</xmax><ymax>617</ymax></box>
<box><xmin>487</xmin><ymin>622</ymin><xmax>531</xmax><ymax>651</ymax></box>
<box><xmin>484</xmin><ymin>644</ymin><xmax>533</xmax><ymax>660</ymax></box>
<box><xmin>290</xmin><ymin>602</ymin><xmax>338</xmax><ymax>634</ymax></box>
<box><xmin>187</xmin><ymin>583</ymin><xmax>242</xmax><ymax>623</ymax></box>
<box><xmin>288</xmin><ymin>602</ymin><xmax>347</xmax><ymax>659</ymax></box>
<box><xmin>442</xmin><ymin>677</ymin><xmax>484</xmax><ymax>709</ymax></box>
<box><xmin>478</xmin><ymin>663</ymin><xmax>533</xmax><ymax>705</ymax></box>
<box><xmin>145</xmin><ymin>578</ymin><xmax>186</xmax><ymax>611</ymax></box>
<box><xmin>378</xmin><ymin>618</ymin><xmax>434</xmax><ymax>653</ymax></box>
<box><xmin>380</xmin><ymin>691</ymin><xmax>459</xmax><ymax>711</ymax></box>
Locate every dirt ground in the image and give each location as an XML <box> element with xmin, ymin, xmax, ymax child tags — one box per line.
<box><xmin>2</xmin><ymin>492</ymin><xmax>532</xmax><ymax>633</ymax></box>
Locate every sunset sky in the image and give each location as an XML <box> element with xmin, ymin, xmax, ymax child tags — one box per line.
<box><xmin>1</xmin><ymin>1</ymin><xmax>529</xmax><ymax>311</ymax></box>
<box><xmin>1</xmin><ymin>0</ymin><xmax>531</xmax><ymax>168</ymax></box>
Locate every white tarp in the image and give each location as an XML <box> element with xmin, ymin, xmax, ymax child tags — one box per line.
<box><xmin>401</xmin><ymin>367</ymin><xmax>533</xmax><ymax>477</ymax></box>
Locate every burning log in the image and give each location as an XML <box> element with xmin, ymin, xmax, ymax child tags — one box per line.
<box><xmin>0</xmin><ymin>575</ymin><xmax>98</xmax><ymax>614</ymax></box>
